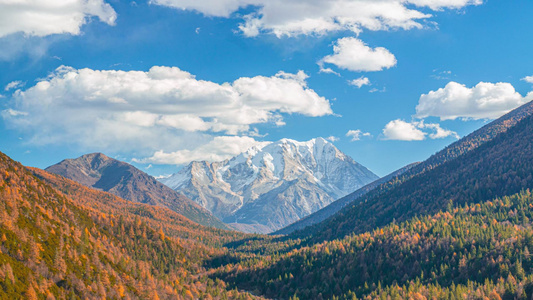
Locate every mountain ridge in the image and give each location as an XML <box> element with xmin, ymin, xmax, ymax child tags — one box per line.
<box><xmin>161</xmin><ymin>137</ymin><xmax>379</xmax><ymax>233</ymax></box>
<box><xmin>282</xmin><ymin>100</ymin><xmax>533</xmax><ymax>237</ymax></box>
<box><xmin>45</xmin><ymin>152</ymin><xmax>228</xmax><ymax>229</ymax></box>
<box><xmin>298</xmin><ymin>100</ymin><xmax>533</xmax><ymax>242</ymax></box>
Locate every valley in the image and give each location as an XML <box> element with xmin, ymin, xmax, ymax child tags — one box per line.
<box><xmin>2</xmin><ymin>101</ymin><xmax>533</xmax><ymax>299</ymax></box>
<box><xmin>2</xmin><ymin>1</ymin><xmax>531</xmax><ymax>298</ymax></box>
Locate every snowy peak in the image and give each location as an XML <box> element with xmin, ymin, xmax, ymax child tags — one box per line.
<box><xmin>160</xmin><ymin>137</ymin><xmax>379</xmax><ymax>233</ymax></box>
<box><xmin>231</xmin><ymin>137</ymin><xmax>349</xmax><ymax>181</ymax></box>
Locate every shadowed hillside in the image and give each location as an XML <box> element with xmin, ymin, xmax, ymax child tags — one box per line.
<box><xmin>292</xmin><ymin>100</ymin><xmax>533</xmax><ymax>241</ymax></box>
<box><xmin>279</xmin><ymin>101</ymin><xmax>533</xmax><ymax>237</ymax></box>
<box><xmin>46</xmin><ymin>153</ymin><xmax>227</xmax><ymax>230</ymax></box>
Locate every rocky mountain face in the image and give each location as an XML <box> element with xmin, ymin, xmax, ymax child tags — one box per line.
<box><xmin>46</xmin><ymin>153</ymin><xmax>227</xmax><ymax>229</ymax></box>
<box><xmin>161</xmin><ymin>137</ymin><xmax>378</xmax><ymax>233</ymax></box>
<box><xmin>276</xmin><ymin>162</ymin><xmax>420</xmax><ymax>235</ymax></box>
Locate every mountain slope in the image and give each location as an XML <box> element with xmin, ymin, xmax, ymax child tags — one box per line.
<box><xmin>276</xmin><ymin>162</ymin><xmax>420</xmax><ymax>235</ymax></box>
<box><xmin>46</xmin><ymin>153</ymin><xmax>227</xmax><ymax>229</ymax></box>
<box><xmin>31</xmin><ymin>167</ymin><xmax>243</xmax><ymax>245</ymax></box>
<box><xmin>280</xmin><ymin>100</ymin><xmax>533</xmax><ymax>236</ymax></box>
<box><xmin>0</xmin><ymin>151</ymin><xmax>257</xmax><ymax>299</ymax></box>
<box><xmin>300</xmin><ymin>100</ymin><xmax>533</xmax><ymax>242</ymax></box>
<box><xmin>161</xmin><ymin>137</ymin><xmax>378</xmax><ymax>233</ymax></box>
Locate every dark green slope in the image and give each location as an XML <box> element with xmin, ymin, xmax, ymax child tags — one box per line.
<box><xmin>300</xmin><ymin>101</ymin><xmax>533</xmax><ymax>242</ymax></box>
<box><xmin>280</xmin><ymin>100</ymin><xmax>533</xmax><ymax>237</ymax></box>
<box><xmin>222</xmin><ymin>190</ymin><xmax>533</xmax><ymax>300</ymax></box>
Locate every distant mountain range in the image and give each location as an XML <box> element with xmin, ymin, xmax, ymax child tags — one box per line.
<box><xmin>46</xmin><ymin>152</ymin><xmax>227</xmax><ymax>229</ymax></box>
<box><xmin>161</xmin><ymin>137</ymin><xmax>378</xmax><ymax>233</ymax></box>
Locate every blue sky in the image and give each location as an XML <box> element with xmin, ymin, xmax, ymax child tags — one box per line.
<box><xmin>1</xmin><ymin>0</ymin><xmax>533</xmax><ymax>177</ymax></box>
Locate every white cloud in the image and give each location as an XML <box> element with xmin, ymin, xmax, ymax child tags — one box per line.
<box><xmin>349</xmin><ymin>77</ymin><xmax>371</xmax><ymax>88</ymax></box>
<box><xmin>423</xmin><ymin>123</ymin><xmax>460</xmax><ymax>139</ymax></box>
<box><xmin>320</xmin><ymin>37</ymin><xmax>397</xmax><ymax>72</ymax></box>
<box><xmin>4</xmin><ymin>81</ymin><xmax>24</xmax><ymax>91</ymax></box>
<box><xmin>409</xmin><ymin>0</ymin><xmax>482</xmax><ymax>10</ymax></box>
<box><xmin>318</xmin><ymin>67</ymin><xmax>340</xmax><ymax>76</ymax></box>
<box><xmin>152</xmin><ymin>0</ymin><xmax>480</xmax><ymax>37</ymax></box>
<box><xmin>138</xmin><ymin>136</ymin><xmax>271</xmax><ymax>165</ymax></box>
<box><xmin>346</xmin><ymin>129</ymin><xmax>371</xmax><ymax>141</ymax></box>
<box><xmin>2</xmin><ymin>65</ymin><xmax>331</xmax><ymax>162</ymax></box>
<box><xmin>383</xmin><ymin>120</ymin><xmax>426</xmax><ymax>141</ymax></box>
<box><xmin>150</xmin><ymin>0</ymin><xmax>244</xmax><ymax>18</ymax></box>
<box><xmin>416</xmin><ymin>81</ymin><xmax>532</xmax><ymax>120</ymax></box>
<box><xmin>522</xmin><ymin>76</ymin><xmax>533</xmax><ymax>84</ymax></box>
<box><xmin>0</xmin><ymin>0</ymin><xmax>116</xmax><ymax>38</ymax></box>
<box><xmin>382</xmin><ymin>120</ymin><xmax>458</xmax><ymax>141</ymax></box>
<box><xmin>326</xmin><ymin>136</ymin><xmax>339</xmax><ymax>142</ymax></box>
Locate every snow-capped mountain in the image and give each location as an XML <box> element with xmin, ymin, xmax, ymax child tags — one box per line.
<box><xmin>160</xmin><ymin>137</ymin><xmax>379</xmax><ymax>233</ymax></box>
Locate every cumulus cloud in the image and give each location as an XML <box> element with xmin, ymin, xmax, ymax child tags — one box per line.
<box><xmin>383</xmin><ymin>120</ymin><xmax>425</xmax><ymax>141</ymax></box>
<box><xmin>382</xmin><ymin>120</ymin><xmax>458</xmax><ymax>141</ymax></box>
<box><xmin>0</xmin><ymin>0</ymin><xmax>116</xmax><ymax>38</ymax></box>
<box><xmin>349</xmin><ymin>77</ymin><xmax>371</xmax><ymax>88</ymax></box>
<box><xmin>150</xmin><ymin>0</ymin><xmax>244</xmax><ymax>18</ymax></box>
<box><xmin>320</xmin><ymin>37</ymin><xmax>397</xmax><ymax>72</ymax></box>
<box><xmin>346</xmin><ymin>129</ymin><xmax>371</xmax><ymax>141</ymax></box>
<box><xmin>138</xmin><ymin>136</ymin><xmax>271</xmax><ymax>165</ymax></box>
<box><xmin>416</xmin><ymin>81</ymin><xmax>532</xmax><ymax>120</ymax></box>
<box><xmin>152</xmin><ymin>0</ymin><xmax>480</xmax><ymax>37</ymax></box>
<box><xmin>2</xmin><ymin>65</ymin><xmax>331</xmax><ymax>162</ymax></box>
<box><xmin>522</xmin><ymin>76</ymin><xmax>533</xmax><ymax>84</ymax></box>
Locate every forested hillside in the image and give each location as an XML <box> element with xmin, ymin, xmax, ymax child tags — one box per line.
<box><xmin>2</xmin><ymin>102</ymin><xmax>533</xmax><ymax>299</ymax></box>
<box><xmin>294</xmin><ymin>101</ymin><xmax>533</xmax><ymax>242</ymax></box>
<box><xmin>279</xmin><ymin>100</ymin><xmax>533</xmax><ymax>237</ymax></box>
<box><xmin>220</xmin><ymin>190</ymin><xmax>533</xmax><ymax>299</ymax></box>
<box><xmin>0</xmin><ymin>151</ymin><xmax>259</xmax><ymax>299</ymax></box>
<box><xmin>2</xmin><ymin>1</ymin><xmax>531</xmax><ymax>300</ymax></box>
<box><xmin>202</xmin><ymin>102</ymin><xmax>533</xmax><ymax>299</ymax></box>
